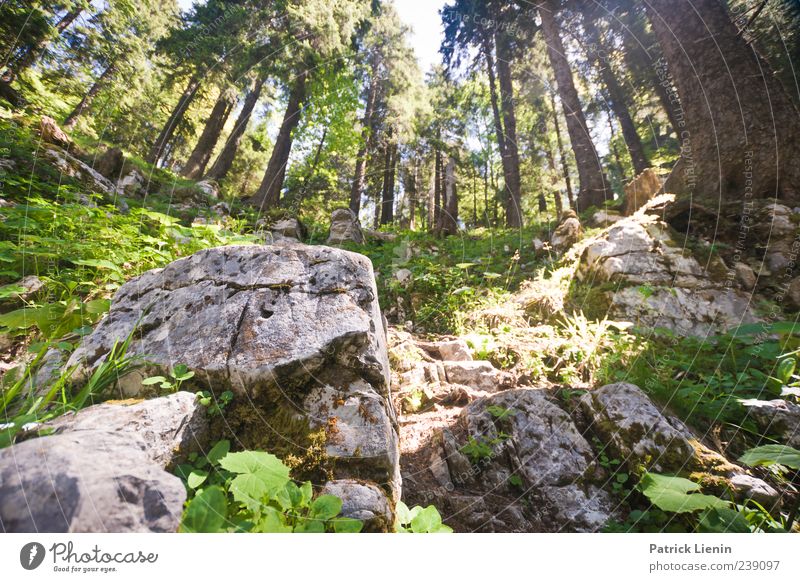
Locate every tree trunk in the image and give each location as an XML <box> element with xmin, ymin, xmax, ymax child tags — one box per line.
<box><xmin>494</xmin><ymin>29</ymin><xmax>523</xmax><ymax>228</ymax></box>
<box><xmin>64</xmin><ymin>62</ymin><xmax>116</xmax><ymax>129</ymax></box>
<box><xmin>251</xmin><ymin>71</ymin><xmax>308</xmax><ymax>211</ymax></box>
<box><xmin>439</xmin><ymin>157</ymin><xmax>459</xmax><ymax>235</ymax></box>
<box><xmin>182</xmin><ymin>89</ymin><xmax>235</xmax><ymax>180</ymax></box>
<box><xmin>544</xmin><ymin>140</ymin><xmax>564</xmax><ymax>219</ymax></box>
<box><xmin>540</xmin><ymin>1</ymin><xmax>609</xmax><ymax>211</ymax></box>
<box><xmin>584</xmin><ymin>19</ymin><xmax>649</xmax><ymax>175</ymax></box>
<box><xmin>433</xmin><ymin>148</ymin><xmax>443</xmax><ymax>231</ymax></box>
<box><xmin>646</xmin><ymin>0</ymin><xmax>800</xmax><ymax>204</ymax></box>
<box><xmin>205</xmin><ymin>74</ymin><xmax>265</xmax><ymax>181</ymax></box>
<box><xmin>3</xmin><ymin>7</ymin><xmax>82</xmax><ymax>83</ymax></box>
<box><xmin>380</xmin><ymin>129</ymin><xmax>397</xmax><ymax>225</ymax></box>
<box><xmin>606</xmin><ymin>112</ymin><xmax>626</xmax><ymax>179</ymax></box>
<box><xmin>298</xmin><ymin>126</ymin><xmax>327</xmax><ymax>201</ymax></box>
<box><xmin>349</xmin><ymin>59</ymin><xmax>379</xmax><ymax>215</ymax></box>
<box><xmin>147</xmin><ymin>75</ymin><xmax>201</xmax><ymax>165</ymax></box>
<box><xmin>550</xmin><ymin>91</ymin><xmax>576</xmax><ymax>210</ymax></box>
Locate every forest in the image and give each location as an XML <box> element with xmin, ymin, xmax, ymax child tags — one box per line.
<box><xmin>0</xmin><ymin>0</ymin><xmax>799</xmax><ymax>536</ymax></box>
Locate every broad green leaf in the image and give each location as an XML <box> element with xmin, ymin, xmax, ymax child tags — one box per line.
<box><xmin>141</xmin><ymin>376</ymin><xmax>167</xmax><ymax>385</ymax></box>
<box><xmin>294</xmin><ymin>518</ymin><xmax>325</xmax><ymax>533</ymax></box>
<box><xmin>180</xmin><ymin>486</ymin><xmax>227</xmax><ymax>533</ymax></box>
<box><xmin>258</xmin><ymin>507</ymin><xmax>292</xmax><ymax>533</ymax></box>
<box><xmin>309</xmin><ymin>495</ymin><xmax>342</xmax><ymax>521</ymax></box>
<box><xmin>698</xmin><ymin>507</ymin><xmax>751</xmax><ymax>533</ymax></box>
<box><xmin>332</xmin><ymin>518</ymin><xmax>363</xmax><ymax>533</ymax></box>
<box><xmin>72</xmin><ymin>258</ymin><xmax>122</xmax><ymax>272</ymax></box>
<box><xmin>410</xmin><ymin>505</ymin><xmax>448</xmax><ymax>533</ymax></box>
<box><xmin>187</xmin><ymin>470</ymin><xmax>208</xmax><ymax>490</ymax></box>
<box><xmin>777</xmin><ymin>358</ymin><xmax>796</xmax><ymax>383</ymax></box>
<box><xmin>639</xmin><ymin>473</ymin><xmax>728</xmax><ymax>514</ymax></box>
<box><xmin>738</xmin><ymin>445</ymin><xmax>800</xmax><ymax>470</ymax></box>
<box><xmin>206</xmin><ymin>440</ymin><xmax>230</xmax><ymax>465</ymax></box>
<box><xmin>228</xmin><ymin>473</ymin><xmax>268</xmax><ymax>509</ymax></box>
<box><xmin>219</xmin><ymin>451</ymin><xmax>291</xmax><ymax>491</ymax></box>
<box><xmin>395</xmin><ymin>501</ymin><xmax>412</xmax><ymax>525</ymax></box>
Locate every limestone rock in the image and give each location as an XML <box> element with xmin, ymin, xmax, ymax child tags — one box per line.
<box><xmin>116</xmin><ymin>169</ymin><xmax>145</xmax><ymax>197</ymax></box>
<box><xmin>550</xmin><ymin>211</ymin><xmax>582</xmax><ymax>253</ymax></box>
<box><xmin>735</xmin><ymin>262</ymin><xmax>757</xmax><ymax>291</ymax></box>
<box><xmin>589</xmin><ymin>209</ymin><xmax>624</xmax><ymax>227</ymax></box>
<box><xmin>787</xmin><ymin>276</ymin><xmax>800</xmax><ymax>310</ymax></box>
<box><xmin>442</xmin><ymin>361</ymin><xmax>511</xmax><ymax>392</ymax></box>
<box><xmin>270</xmin><ymin>217</ymin><xmax>307</xmax><ymax>241</ymax></box>
<box><xmin>327</xmin><ymin>208</ymin><xmax>365</xmax><ymax>244</ymax></box>
<box><xmin>448</xmin><ymin>389</ymin><xmax>616</xmax><ymax>532</ymax></box>
<box><xmin>39</xmin><ymin>116</ymin><xmax>72</xmax><ymax>148</ymax></box>
<box><xmin>0</xmin><ymin>431</ymin><xmax>185</xmax><ymax>532</ymax></box>
<box><xmin>393</xmin><ymin>268</ymin><xmax>413</xmax><ymax>285</ymax></box>
<box><xmin>741</xmin><ymin>399</ymin><xmax>800</xmax><ymax>447</ymax></box>
<box><xmin>623</xmin><ymin>168</ymin><xmax>662</xmax><ymax>215</ymax></box>
<box><xmin>580</xmin><ymin>382</ymin><xmax>696</xmax><ymax>472</ymax></box>
<box><xmin>67</xmin><ymin>242</ymin><xmax>399</xmax><ymax>501</ymax></box>
<box><xmin>195</xmin><ymin>180</ymin><xmax>219</xmax><ymax>200</ymax></box>
<box><xmin>46</xmin><ymin>391</ymin><xmax>209</xmax><ymax>469</ymax></box>
<box><xmin>44</xmin><ymin>145</ymin><xmax>115</xmax><ymax>195</ymax></box>
<box><xmin>320</xmin><ymin>479</ymin><xmax>393</xmax><ymax>532</ymax></box>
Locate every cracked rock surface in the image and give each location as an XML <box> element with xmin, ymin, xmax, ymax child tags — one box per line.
<box><xmin>67</xmin><ymin>242</ymin><xmax>400</xmax><ymax>504</ymax></box>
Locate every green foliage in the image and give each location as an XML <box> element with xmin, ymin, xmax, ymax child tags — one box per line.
<box><xmin>178</xmin><ymin>443</ymin><xmax>363</xmax><ymax>534</ymax></box>
<box><xmin>395</xmin><ymin>502</ymin><xmax>452</xmax><ymax>533</ymax></box>
<box><xmin>0</xmin><ymin>330</ymin><xmax>143</xmax><ymax>448</ymax></box>
<box><xmin>460</xmin><ymin>433</ymin><xmax>509</xmax><ymax>464</ymax></box>
<box><xmin>739</xmin><ymin>445</ymin><xmax>800</xmax><ymax>471</ymax></box>
<box><xmin>142</xmin><ymin>363</ymin><xmax>194</xmax><ymax>393</ymax></box>
<box><xmin>638</xmin><ymin>473</ymin><xmax>728</xmax><ymax>514</ymax></box>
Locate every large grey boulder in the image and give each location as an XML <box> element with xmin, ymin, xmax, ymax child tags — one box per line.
<box><xmin>0</xmin><ymin>392</ymin><xmax>207</xmax><ymax>533</ymax></box>
<box><xmin>437</xmin><ymin>389</ymin><xmax>616</xmax><ymax>532</ymax></box>
<box><xmin>327</xmin><ymin>208</ymin><xmax>365</xmax><ymax>244</ymax></box>
<box><xmin>68</xmin><ymin>242</ymin><xmax>400</xmax><ymax>501</ymax></box>
<box><xmin>320</xmin><ymin>479</ymin><xmax>393</xmax><ymax>532</ymax></box>
<box><xmin>577</xmin><ymin>215</ymin><xmax>759</xmax><ymax>335</ymax></box>
<box><xmin>0</xmin><ymin>431</ymin><xmax>186</xmax><ymax>533</ymax></box>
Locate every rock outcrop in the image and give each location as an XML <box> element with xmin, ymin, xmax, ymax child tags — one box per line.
<box><xmin>623</xmin><ymin>168</ymin><xmax>662</xmax><ymax>215</ymax></box>
<box><xmin>550</xmin><ymin>209</ymin><xmax>582</xmax><ymax>253</ymax></box>
<box><xmin>0</xmin><ymin>392</ymin><xmax>206</xmax><ymax>532</ymax></box>
<box><xmin>67</xmin><ymin>242</ymin><xmax>400</xmax><ymax>505</ymax></box>
<box><xmin>576</xmin><ymin>213</ymin><xmax>759</xmax><ymax>335</ymax></box>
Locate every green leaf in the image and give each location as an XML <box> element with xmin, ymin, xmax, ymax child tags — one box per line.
<box><xmin>141</xmin><ymin>376</ymin><xmax>167</xmax><ymax>385</ymax></box>
<box><xmin>639</xmin><ymin>473</ymin><xmax>728</xmax><ymax>514</ymax></box>
<box><xmin>395</xmin><ymin>501</ymin><xmax>412</xmax><ymax>526</ymax></box>
<box><xmin>777</xmin><ymin>358</ymin><xmax>796</xmax><ymax>383</ymax></box>
<box><xmin>258</xmin><ymin>507</ymin><xmax>292</xmax><ymax>533</ymax></box>
<box><xmin>309</xmin><ymin>495</ymin><xmax>342</xmax><ymax>521</ymax></box>
<box><xmin>410</xmin><ymin>505</ymin><xmax>450</xmax><ymax>533</ymax></box>
<box><xmin>187</xmin><ymin>470</ymin><xmax>208</xmax><ymax>490</ymax></box>
<box><xmin>332</xmin><ymin>517</ymin><xmax>363</xmax><ymax>533</ymax></box>
<box><xmin>698</xmin><ymin>507</ymin><xmax>751</xmax><ymax>533</ymax></box>
<box><xmin>206</xmin><ymin>440</ymin><xmax>230</xmax><ymax>465</ymax></box>
<box><xmin>738</xmin><ymin>445</ymin><xmax>800</xmax><ymax>470</ymax></box>
<box><xmin>72</xmin><ymin>258</ymin><xmax>122</xmax><ymax>272</ymax></box>
<box><xmin>180</xmin><ymin>486</ymin><xmax>227</xmax><ymax>533</ymax></box>
<box><xmin>294</xmin><ymin>518</ymin><xmax>325</xmax><ymax>533</ymax></box>
<box><xmin>219</xmin><ymin>451</ymin><xmax>291</xmax><ymax>506</ymax></box>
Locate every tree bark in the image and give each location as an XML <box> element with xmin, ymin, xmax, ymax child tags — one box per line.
<box><xmin>64</xmin><ymin>61</ymin><xmax>116</xmax><ymax>129</ymax></box>
<box><xmin>439</xmin><ymin>157</ymin><xmax>459</xmax><ymax>235</ymax></box>
<box><xmin>540</xmin><ymin>1</ymin><xmax>609</xmax><ymax>211</ymax></box>
<box><xmin>432</xmin><ymin>148</ymin><xmax>443</xmax><ymax>231</ymax></box>
<box><xmin>544</xmin><ymin>139</ymin><xmax>564</xmax><ymax>219</ymax></box>
<box><xmin>584</xmin><ymin>19</ymin><xmax>649</xmax><ymax>175</ymax></box>
<box><xmin>349</xmin><ymin>59</ymin><xmax>379</xmax><ymax>215</ymax></box>
<box><xmin>182</xmin><ymin>89</ymin><xmax>235</xmax><ymax>179</ymax></box>
<box><xmin>3</xmin><ymin>7</ymin><xmax>83</xmax><ymax>83</ymax></box>
<box><xmin>147</xmin><ymin>75</ymin><xmax>201</xmax><ymax>165</ymax></box>
<box><xmin>205</xmin><ymin>74</ymin><xmax>265</xmax><ymax>181</ymax></box>
<box><xmin>380</xmin><ymin>129</ymin><xmax>397</xmax><ymax>225</ymax></box>
<box><xmin>646</xmin><ymin>0</ymin><xmax>800</xmax><ymax>204</ymax></box>
<box><xmin>251</xmin><ymin>71</ymin><xmax>308</xmax><ymax>211</ymax></box>
<box><xmin>550</xmin><ymin>91</ymin><xmax>576</xmax><ymax>210</ymax></box>
<box><xmin>494</xmin><ymin>28</ymin><xmax>523</xmax><ymax>227</ymax></box>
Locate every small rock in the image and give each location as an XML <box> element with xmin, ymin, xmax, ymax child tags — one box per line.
<box><xmin>116</xmin><ymin>169</ymin><xmax>145</xmax><ymax>197</ymax></box>
<box><xmin>327</xmin><ymin>208</ymin><xmax>365</xmax><ymax>244</ymax></box>
<box><xmin>39</xmin><ymin>115</ymin><xmax>72</xmax><ymax>148</ymax></box>
<box><xmin>728</xmin><ymin>474</ymin><xmax>780</xmax><ymax>508</ymax></box>
<box><xmin>7</xmin><ymin>275</ymin><xmax>44</xmax><ymax>303</ymax></box>
<box><xmin>195</xmin><ymin>180</ymin><xmax>219</xmax><ymax>200</ymax></box>
<box><xmin>531</xmin><ymin>237</ymin><xmax>545</xmax><ymax>255</ymax></box>
<box><xmin>786</xmin><ymin>277</ymin><xmax>800</xmax><ymax>310</ymax></box>
<box><xmin>550</xmin><ymin>210</ymin><xmax>582</xmax><ymax>253</ymax></box>
<box><xmin>735</xmin><ymin>262</ymin><xmax>757</xmax><ymax>290</ymax></box>
<box><xmin>442</xmin><ymin>360</ymin><xmax>510</xmax><ymax>392</ymax></box>
<box><xmin>320</xmin><ymin>479</ymin><xmax>394</xmax><ymax>532</ymax></box>
<box><xmin>393</xmin><ymin>268</ymin><xmax>413</xmax><ymax>285</ymax></box>
<box><xmin>434</xmin><ymin>339</ymin><xmax>472</xmax><ymax>362</ymax></box>
<box><xmin>741</xmin><ymin>399</ymin><xmax>800</xmax><ymax>447</ymax></box>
